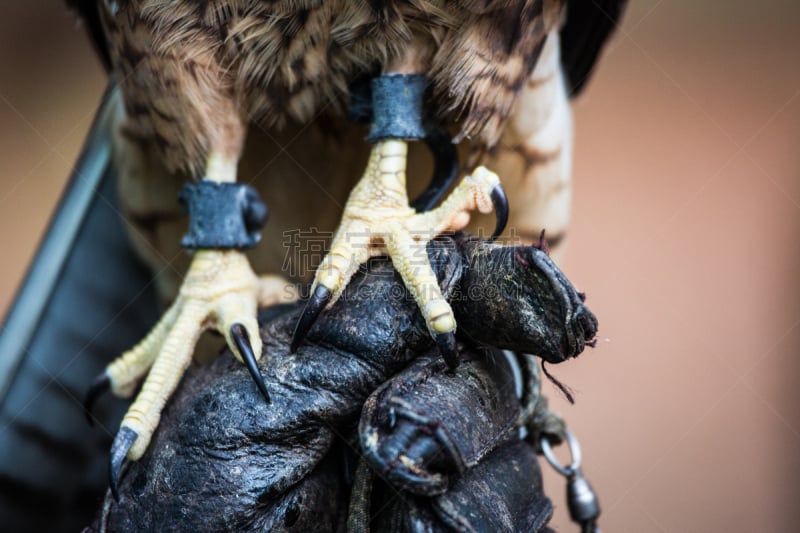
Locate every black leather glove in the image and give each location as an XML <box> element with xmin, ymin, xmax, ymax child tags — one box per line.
<box><xmin>91</xmin><ymin>234</ymin><xmax>595</xmax><ymax>532</ymax></box>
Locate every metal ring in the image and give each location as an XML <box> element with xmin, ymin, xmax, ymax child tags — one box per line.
<box><xmin>540</xmin><ymin>428</ymin><xmax>582</xmax><ymax>477</ymax></box>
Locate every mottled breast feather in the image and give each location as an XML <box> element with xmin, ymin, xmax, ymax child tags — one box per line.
<box><xmin>96</xmin><ymin>0</ymin><xmax>563</xmax><ymax>174</ymax></box>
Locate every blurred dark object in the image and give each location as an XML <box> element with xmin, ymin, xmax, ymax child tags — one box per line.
<box><xmin>561</xmin><ymin>0</ymin><xmax>628</xmax><ymax>96</ymax></box>
<box><xmin>65</xmin><ymin>0</ymin><xmax>111</xmax><ymax>70</ymax></box>
<box><xmin>0</xmin><ymin>93</ymin><xmax>159</xmax><ymax>532</ymax></box>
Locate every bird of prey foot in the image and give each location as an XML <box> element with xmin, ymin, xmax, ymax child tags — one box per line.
<box><xmin>84</xmin><ymin>154</ymin><xmax>297</xmax><ymax>486</ymax></box>
<box><xmin>292</xmin><ymin>75</ymin><xmax>508</xmax><ymax>367</ymax></box>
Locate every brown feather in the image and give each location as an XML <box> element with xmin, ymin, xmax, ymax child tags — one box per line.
<box><xmin>100</xmin><ymin>0</ymin><xmax>563</xmax><ymax>175</ymax></box>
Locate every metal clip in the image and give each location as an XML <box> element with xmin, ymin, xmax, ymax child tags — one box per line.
<box><xmin>541</xmin><ymin>429</ymin><xmax>602</xmax><ymax>532</ymax></box>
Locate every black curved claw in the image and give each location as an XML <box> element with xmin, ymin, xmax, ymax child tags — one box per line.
<box><xmin>83</xmin><ymin>372</ymin><xmax>110</xmax><ymax>427</ymax></box>
<box><xmin>435</xmin><ymin>332</ymin><xmax>459</xmax><ymax>370</ymax></box>
<box><xmin>109</xmin><ymin>426</ymin><xmax>137</xmax><ymax>501</ymax></box>
<box><xmin>490</xmin><ymin>184</ymin><xmax>509</xmax><ymax>242</ymax></box>
<box><xmin>291</xmin><ymin>285</ymin><xmax>332</xmax><ymax>353</ymax></box>
<box><xmin>411</xmin><ymin>128</ymin><xmax>459</xmax><ymax>212</ymax></box>
<box><xmin>230</xmin><ymin>323</ymin><xmax>270</xmax><ymax>404</ymax></box>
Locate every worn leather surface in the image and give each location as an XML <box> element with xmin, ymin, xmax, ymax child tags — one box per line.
<box><xmin>361</xmin><ymin>351</ymin><xmax>555</xmax><ymax>531</ymax></box>
<box><xmin>371</xmin><ymin>441</ymin><xmax>554</xmax><ymax>533</ymax></box>
<box><xmin>360</xmin><ymin>350</ymin><xmax>520</xmax><ymax>496</ymax></box>
<box><xmin>94</xmin><ymin>234</ymin><xmax>595</xmax><ymax>531</ymax></box>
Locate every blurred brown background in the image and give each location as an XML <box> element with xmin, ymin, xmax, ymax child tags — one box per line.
<box><xmin>1</xmin><ymin>2</ymin><xmax>798</xmax><ymax>532</ymax></box>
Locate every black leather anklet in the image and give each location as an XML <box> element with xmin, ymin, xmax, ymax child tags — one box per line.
<box><xmin>179</xmin><ymin>180</ymin><xmax>267</xmax><ymax>250</ymax></box>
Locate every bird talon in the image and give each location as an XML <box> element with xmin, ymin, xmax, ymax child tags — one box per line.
<box><xmin>291</xmin><ymin>284</ymin><xmax>332</xmax><ymax>352</ymax></box>
<box><xmin>230</xmin><ymin>323</ymin><xmax>270</xmax><ymax>403</ymax></box>
<box><xmin>83</xmin><ymin>372</ymin><xmax>110</xmax><ymax>427</ymax></box>
<box><xmin>305</xmin><ymin>141</ymin><xmax>507</xmax><ymax>369</ymax></box>
<box><xmin>93</xmin><ymin>249</ymin><xmax>288</xmax><ymax>471</ymax></box>
<box><xmin>109</xmin><ymin>426</ymin><xmax>138</xmax><ymax>501</ymax></box>
<box><xmin>435</xmin><ymin>332</ymin><xmax>459</xmax><ymax>370</ymax></box>
<box><xmin>490</xmin><ymin>184</ymin><xmax>509</xmax><ymax>241</ymax></box>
